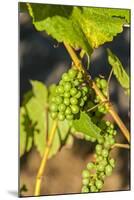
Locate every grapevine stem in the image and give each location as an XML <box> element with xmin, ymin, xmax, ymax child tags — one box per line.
<box><xmin>64</xmin><ymin>42</ymin><xmax>130</xmax><ymax>143</ymax></box>
<box><xmin>111</xmin><ymin>143</ymin><xmax>130</xmax><ymax>149</ymax></box>
<box><xmin>34</xmin><ymin>120</ymin><xmax>58</xmax><ymax>196</ymax></box>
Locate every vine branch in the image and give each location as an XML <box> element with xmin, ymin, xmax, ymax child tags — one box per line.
<box><xmin>64</xmin><ymin>42</ymin><xmax>130</xmax><ymax>143</ymax></box>
<box><xmin>34</xmin><ymin>120</ymin><xmax>58</xmax><ymax>196</ymax></box>
<box><xmin>111</xmin><ymin>143</ymin><xmax>130</xmax><ymax>149</ymax></box>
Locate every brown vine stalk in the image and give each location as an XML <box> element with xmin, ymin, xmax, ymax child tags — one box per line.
<box><xmin>64</xmin><ymin>42</ymin><xmax>130</xmax><ymax>143</ymax></box>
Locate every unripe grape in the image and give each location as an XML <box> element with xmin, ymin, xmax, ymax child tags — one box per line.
<box><xmin>81</xmin><ymin>186</ymin><xmax>89</xmax><ymax>193</ymax></box>
<box><xmin>64</xmin><ymin>98</ymin><xmax>70</xmax><ymax>106</ymax></box>
<box><xmin>100</xmin><ymin>79</ymin><xmax>107</xmax><ymax>88</ymax></box>
<box><xmin>51</xmin><ymin>112</ymin><xmax>58</xmax><ymax>119</ymax></box>
<box><xmin>96</xmin><ymin>156</ymin><xmax>103</xmax><ymax>162</ymax></box>
<box><xmin>102</xmin><ymin>149</ymin><xmax>109</xmax><ymax>158</ymax></box>
<box><xmin>90</xmin><ymin>185</ymin><xmax>97</xmax><ymax>192</ymax></box>
<box><xmin>95</xmin><ymin>179</ymin><xmax>103</xmax><ymax>189</ymax></box>
<box><xmin>70</xmin><ymin>88</ymin><xmax>77</xmax><ymax>96</ymax></box>
<box><xmin>82</xmin><ymin>178</ymin><xmax>89</xmax><ymax>186</ymax></box>
<box><xmin>83</xmin><ymin>96</ymin><xmax>88</xmax><ymax>101</ymax></box>
<box><xmin>97</xmin><ymin>164</ymin><xmax>105</xmax><ymax>172</ymax></box>
<box><xmin>70</xmin><ymin>97</ymin><xmax>78</xmax><ymax>105</ymax></box>
<box><xmin>64</xmin><ymin>82</ymin><xmax>72</xmax><ymax>91</ymax></box>
<box><xmin>59</xmin><ymin>80</ymin><xmax>64</xmax><ymax>85</ymax></box>
<box><xmin>58</xmin><ymin>104</ymin><xmax>66</xmax><ymax>112</ymax></box>
<box><xmin>64</xmin><ymin>92</ymin><xmax>70</xmax><ymax>98</ymax></box>
<box><xmin>68</xmin><ymin>68</ymin><xmax>77</xmax><ymax>79</ymax></box>
<box><xmin>62</xmin><ymin>72</ymin><xmax>70</xmax><ymax>81</ymax></box>
<box><xmin>98</xmin><ymin>137</ymin><xmax>104</xmax><ymax>144</ymax></box>
<box><xmin>90</xmin><ymin>137</ymin><xmax>96</xmax><ymax>142</ymax></box>
<box><xmin>66</xmin><ymin>114</ymin><xmax>74</xmax><ymax>120</ymax></box>
<box><xmin>75</xmin><ymin>91</ymin><xmax>82</xmax><ymax>99</ymax></box>
<box><xmin>82</xmin><ymin>170</ymin><xmax>90</xmax><ymax>178</ymax></box>
<box><xmin>105</xmin><ymin>165</ymin><xmax>113</xmax><ymax>176</ymax></box>
<box><xmin>71</xmin><ymin>105</ymin><xmax>79</xmax><ymax>114</ymax></box>
<box><xmin>58</xmin><ymin>112</ymin><xmax>65</xmax><ymax>121</ymax></box>
<box><xmin>95</xmin><ymin>144</ymin><xmax>103</xmax><ymax>155</ymax></box>
<box><xmin>79</xmin><ymin>99</ymin><xmax>85</xmax><ymax>107</ymax></box>
<box><xmin>65</xmin><ymin>107</ymin><xmax>72</xmax><ymax>115</ymax></box>
<box><xmin>104</xmin><ymin>141</ymin><xmax>111</xmax><ymax>149</ymax></box>
<box><xmin>55</xmin><ymin>96</ymin><xmax>63</xmax><ymax>104</ymax></box>
<box><xmin>74</xmin><ymin>79</ymin><xmax>79</xmax><ymax>86</ymax></box>
<box><xmin>77</xmin><ymin>71</ymin><xmax>83</xmax><ymax>79</ymax></box>
<box><xmin>85</xmin><ymin>135</ymin><xmax>91</xmax><ymax>141</ymax></box>
<box><xmin>87</xmin><ymin>162</ymin><xmax>94</xmax><ymax>170</ymax></box>
<box><xmin>109</xmin><ymin>138</ymin><xmax>115</xmax><ymax>145</ymax></box>
<box><xmin>56</xmin><ymin>85</ymin><xmax>64</xmax><ymax>94</ymax></box>
<box><xmin>82</xmin><ymin>86</ymin><xmax>89</xmax><ymax>94</ymax></box>
<box><xmin>51</xmin><ymin>96</ymin><xmax>56</xmax><ymax>103</ymax></box>
<box><xmin>50</xmin><ymin>103</ymin><xmax>58</xmax><ymax>112</ymax></box>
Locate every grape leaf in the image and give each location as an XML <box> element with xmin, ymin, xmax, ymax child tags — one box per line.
<box><xmin>73</xmin><ymin>112</ymin><xmax>102</xmax><ymax>139</ymax></box>
<box><xmin>25</xmin><ymin>3</ymin><xmax>129</xmax><ymax>55</ymax></box>
<box><xmin>107</xmin><ymin>48</ymin><xmax>130</xmax><ymax>95</ymax></box>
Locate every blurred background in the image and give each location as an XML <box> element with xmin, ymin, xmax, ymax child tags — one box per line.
<box><xmin>19</xmin><ymin>7</ymin><xmax>130</xmax><ymax>197</ymax></box>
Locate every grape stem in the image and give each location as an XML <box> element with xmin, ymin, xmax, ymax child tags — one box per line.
<box><xmin>34</xmin><ymin>120</ymin><xmax>58</xmax><ymax>196</ymax></box>
<box><xmin>64</xmin><ymin>42</ymin><xmax>130</xmax><ymax>143</ymax></box>
<box><xmin>87</xmin><ymin>100</ymin><xmax>109</xmax><ymax>112</ymax></box>
<box><xmin>111</xmin><ymin>143</ymin><xmax>130</xmax><ymax>149</ymax></box>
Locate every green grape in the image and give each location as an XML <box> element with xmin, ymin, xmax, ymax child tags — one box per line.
<box><xmin>105</xmin><ymin>165</ymin><xmax>113</xmax><ymax>176</ymax></box>
<box><xmin>51</xmin><ymin>112</ymin><xmax>58</xmax><ymax>119</ymax></box>
<box><xmin>66</xmin><ymin>114</ymin><xmax>74</xmax><ymax>120</ymax></box>
<box><xmin>87</xmin><ymin>162</ymin><xmax>95</xmax><ymax>170</ymax></box>
<box><xmin>113</xmin><ymin>130</ymin><xmax>117</xmax><ymax>136</ymax></box>
<box><xmin>62</xmin><ymin>73</ymin><xmax>70</xmax><ymax>82</ymax></box>
<box><xmin>64</xmin><ymin>98</ymin><xmax>70</xmax><ymax>106</ymax></box>
<box><xmin>109</xmin><ymin>158</ymin><xmax>115</xmax><ymax>168</ymax></box>
<box><xmin>82</xmin><ymin>178</ymin><xmax>89</xmax><ymax>186</ymax></box>
<box><xmin>95</xmin><ymin>144</ymin><xmax>103</xmax><ymax>155</ymax></box>
<box><xmin>85</xmin><ymin>135</ymin><xmax>91</xmax><ymax>141</ymax></box>
<box><xmin>83</xmin><ymin>96</ymin><xmax>88</xmax><ymax>101</ymax></box>
<box><xmin>68</xmin><ymin>68</ymin><xmax>77</xmax><ymax>79</ymax></box>
<box><xmin>74</xmin><ymin>79</ymin><xmax>80</xmax><ymax>86</ymax></box>
<box><xmin>109</xmin><ymin>138</ymin><xmax>115</xmax><ymax>145</ymax></box>
<box><xmin>95</xmin><ymin>179</ymin><xmax>103</xmax><ymax>189</ymax></box>
<box><xmin>71</xmin><ymin>105</ymin><xmax>79</xmax><ymax>114</ymax></box>
<box><xmin>99</xmin><ymin>172</ymin><xmax>106</xmax><ymax>180</ymax></box>
<box><xmin>55</xmin><ymin>96</ymin><xmax>63</xmax><ymax>104</ymax></box>
<box><xmin>70</xmin><ymin>88</ymin><xmax>78</xmax><ymax>96</ymax></box>
<box><xmin>77</xmin><ymin>71</ymin><xmax>83</xmax><ymax>79</ymax></box>
<box><xmin>109</xmin><ymin>123</ymin><xmax>114</xmax><ymax>129</ymax></box>
<box><xmin>51</xmin><ymin>96</ymin><xmax>56</xmax><ymax>103</ymax></box>
<box><xmin>79</xmin><ymin>99</ymin><xmax>85</xmax><ymax>107</ymax></box>
<box><xmin>64</xmin><ymin>82</ymin><xmax>72</xmax><ymax>91</ymax></box>
<box><xmin>90</xmin><ymin>137</ymin><xmax>96</xmax><ymax>142</ymax></box>
<box><xmin>50</xmin><ymin>103</ymin><xmax>58</xmax><ymax>112</ymax></box>
<box><xmin>104</xmin><ymin>141</ymin><xmax>111</xmax><ymax>149</ymax></box>
<box><xmin>81</xmin><ymin>186</ymin><xmax>89</xmax><ymax>193</ymax></box>
<box><xmin>75</xmin><ymin>91</ymin><xmax>82</xmax><ymax>99</ymax></box>
<box><xmin>98</xmin><ymin>105</ymin><xmax>105</xmax><ymax>113</ymax></box>
<box><xmin>100</xmin><ymin>79</ymin><xmax>107</xmax><ymax>89</ymax></box>
<box><xmin>58</xmin><ymin>104</ymin><xmax>66</xmax><ymax>112</ymax></box>
<box><xmin>59</xmin><ymin>80</ymin><xmax>64</xmax><ymax>85</ymax></box>
<box><xmin>106</xmin><ymin>121</ymin><xmax>111</xmax><ymax>126</ymax></box>
<box><xmin>97</xmin><ymin>164</ymin><xmax>105</xmax><ymax>172</ymax></box>
<box><xmin>56</xmin><ymin>85</ymin><xmax>64</xmax><ymax>94</ymax></box>
<box><xmin>102</xmin><ymin>149</ymin><xmax>109</xmax><ymax>158</ymax></box>
<box><xmin>98</xmin><ymin>137</ymin><xmax>105</xmax><ymax>144</ymax></box>
<box><xmin>100</xmin><ymin>159</ymin><xmax>107</xmax><ymax>167</ymax></box>
<box><xmin>58</xmin><ymin>112</ymin><xmax>65</xmax><ymax>121</ymax></box>
<box><xmin>64</xmin><ymin>92</ymin><xmax>70</xmax><ymax>98</ymax></box>
<box><xmin>96</xmin><ymin>156</ymin><xmax>103</xmax><ymax>162</ymax></box>
<box><xmin>90</xmin><ymin>185</ymin><xmax>97</xmax><ymax>192</ymax></box>
<box><xmin>70</xmin><ymin>97</ymin><xmax>78</xmax><ymax>105</ymax></box>
<box><xmin>82</xmin><ymin>170</ymin><xmax>90</xmax><ymax>178</ymax></box>
<box><xmin>65</xmin><ymin>107</ymin><xmax>72</xmax><ymax>115</ymax></box>
<box><xmin>82</xmin><ymin>86</ymin><xmax>89</xmax><ymax>94</ymax></box>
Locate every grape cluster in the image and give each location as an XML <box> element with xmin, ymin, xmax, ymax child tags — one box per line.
<box><xmin>81</xmin><ymin>120</ymin><xmax>116</xmax><ymax>193</ymax></box>
<box><xmin>50</xmin><ymin>68</ymin><xmax>89</xmax><ymax>121</ymax></box>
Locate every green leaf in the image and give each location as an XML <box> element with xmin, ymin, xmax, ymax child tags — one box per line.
<box><xmin>107</xmin><ymin>48</ymin><xmax>130</xmax><ymax>95</ymax></box>
<box><xmin>73</xmin><ymin>112</ymin><xmax>102</xmax><ymax>139</ymax></box>
<box><xmin>26</xmin><ymin>3</ymin><xmax>129</xmax><ymax>55</ymax></box>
